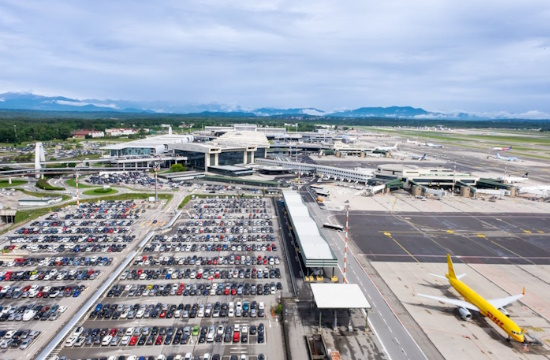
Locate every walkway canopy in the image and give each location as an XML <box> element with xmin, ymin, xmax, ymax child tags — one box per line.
<box><xmin>282</xmin><ymin>190</ymin><xmax>338</xmax><ymax>267</ymax></box>
<box><xmin>311</xmin><ymin>283</ymin><xmax>371</xmax><ymax>310</ymax></box>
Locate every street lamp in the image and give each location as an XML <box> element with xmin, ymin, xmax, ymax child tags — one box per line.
<box><xmin>344</xmin><ymin>205</ymin><xmax>350</xmax><ymax>283</ymax></box>
<box><xmin>153</xmin><ymin>160</ymin><xmax>160</xmax><ymax>202</ymax></box>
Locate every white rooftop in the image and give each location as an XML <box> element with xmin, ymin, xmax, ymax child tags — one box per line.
<box><xmin>310</xmin><ymin>283</ymin><xmax>371</xmax><ymax>309</ymax></box>
<box><xmin>214</xmin><ymin>131</ymin><xmax>270</xmax><ymax>148</ymax></box>
<box><xmin>282</xmin><ymin>190</ymin><xmax>337</xmax><ymax>266</ymax></box>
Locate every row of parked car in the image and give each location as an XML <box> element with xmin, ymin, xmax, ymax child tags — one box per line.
<box><xmin>107</xmin><ymin>281</ymin><xmax>282</xmax><ymax>298</ymax></box>
<box><xmin>0</xmin><ymin>329</ymin><xmax>41</xmax><ymax>350</ymax></box>
<box><xmin>142</xmin><ymin>242</ymin><xmax>278</xmax><ymax>253</ymax></box>
<box><xmin>18</xmin><ymin>243</ymin><xmax>130</xmax><ymax>254</ymax></box>
<box><xmin>0</xmin><ymin>256</ymin><xmax>113</xmax><ymax>267</ymax></box>
<box><xmin>10</xmin><ymin>233</ymin><xmax>135</xmax><ymax>244</ymax></box>
<box><xmin>91</xmin><ymin>300</ymin><xmax>266</xmax><ymax>321</ymax></box>
<box><xmin>132</xmin><ymin>254</ymin><xmax>280</xmax><ymax>267</ymax></box>
<box><xmin>121</xmin><ymin>266</ymin><xmax>281</xmax><ymax>281</ymax></box>
<box><xmin>0</xmin><ymin>284</ymin><xmax>86</xmax><ymax>299</ymax></box>
<box><xmin>181</xmin><ymin>218</ymin><xmax>274</xmax><ymax>228</ymax></box>
<box><xmin>62</xmin><ymin>353</ymin><xmax>262</xmax><ymax>360</ymax></box>
<box><xmin>0</xmin><ymin>268</ymin><xmax>100</xmax><ymax>282</ymax></box>
<box><xmin>0</xmin><ymin>303</ymin><xmax>68</xmax><ymax>322</ymax></box>
<box><xmin>85</xmin><ymin>172</ymin><xmax>157</xmax><ymax>187</ymax></box>
<box><xmin>67</xmin><ymin>322</ymin><xmax>266</xmax><ymax>349</ymax></box>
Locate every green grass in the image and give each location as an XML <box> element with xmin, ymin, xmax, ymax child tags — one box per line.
<box><xmin>0</xmin><ymin>179</ymin><xmax>27</xmax><ymax>188</ymax></box>
<box><xmin>15</xmin><ymin>188</ymin><xmax>70</xmax><ymax>201</ymax></box>
<box><xmin>79</xmin><ymin>192</ymin><xmax>173</xmax><ymax>203</ymax></box>
<box><xmin>66</xmin><ymin>178</ymin><xmax>95</xmax><ymax>188</ymax></box>
<box><xmin>36</xmin><ymin>178</ymin><xmax>65</xmax><ymax>191</ymax></box>
<box><xmin>82</xmin><ymin>188</ymin><xmax>118</xmax><ymax>196</ymax></box>
<box><xmin>178</xmin><ymin>195</ymin><xmax>193</xmax><ymax>209</ymax></box>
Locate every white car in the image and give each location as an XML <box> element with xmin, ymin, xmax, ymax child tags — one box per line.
<box><xmin>125</xmin><ymin>327</ymin><xmax>134</xmax><ymax>336</ymax></box>
<box><xmin>65</xmin><ymin>336</ymin><xmax>77</xmax><ymax>347</ymax></box>
<box><xmin>120</xmin><ymin>336</ymin><xmax>130</xmax><ymax>346</ymax></box>
<box><xmin>73</xmin><ymin>326</ymin><xmax>84</xmax><ymax>337</ymax></box>
<box><xmin>101</xmin><ymin>335</ymin><xmax>113</xmax><ymax>346</ymax></box>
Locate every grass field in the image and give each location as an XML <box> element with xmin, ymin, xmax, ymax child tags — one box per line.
<box><xmin>66</xmin><ymin>178</ymin><xmax>95</xmax><ymax>188</ymax></box>
<box><xmin>15</xmin><ymin>189</ymin><xmax>71</xmax><ymax>201</ymax></box>
<box><xmin>82</xmin><ymin>188</ymin><xmax>118</xmax><ymax>196</ymax></box>
<box><xmin>0</xmin><ymin>179</ymin><xmax>27</xmax><ymax>188</ymax></box>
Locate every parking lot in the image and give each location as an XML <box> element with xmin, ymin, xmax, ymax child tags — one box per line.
<box><xmin>55</xmin><ymin>195</ymin><xmax>289</xmax><ymax>360</ymax></box>
<box><xmin>0</xmin><ymin>199</ymin><xmax>160</xmax><ymax>359</ymax></box>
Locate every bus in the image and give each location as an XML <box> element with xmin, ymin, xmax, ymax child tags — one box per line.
<box><xmin>314</xmin><ymin>189</ymin><xmax>330</xmax><ymax>197</ymax></box>
<box><xmin>323</xmin><ymin>223</ymin><xmax>344</xmax><ymax>231</ymax></box>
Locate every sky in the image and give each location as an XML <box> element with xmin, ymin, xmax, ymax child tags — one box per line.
<box><xmin>0</xmin><ymin>0</ymin><xmax>549</xmax><ymax>115</ymax></box>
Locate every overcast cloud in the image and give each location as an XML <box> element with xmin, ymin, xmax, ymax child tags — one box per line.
<box><xmin>0</xmin><ymin>0</ymin><xmax>549</xmax><ymax>114</ymax></box>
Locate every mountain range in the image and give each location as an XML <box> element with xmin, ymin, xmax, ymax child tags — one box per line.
<box><xmin>0</xmin><ymin>92</ymin><xmax>548</xmax><ymax>120</ymax></box>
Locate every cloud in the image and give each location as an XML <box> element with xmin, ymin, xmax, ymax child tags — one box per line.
<box><xmin>0</xmin><ymin>0</ymin><xmax>549</xmax><ymax>113</ymax></box>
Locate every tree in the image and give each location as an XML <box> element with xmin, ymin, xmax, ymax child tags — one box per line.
<box><xmin>170</xmin><ymin>163</ymin><xmax>187</xmax><ymax>172</ymax></box>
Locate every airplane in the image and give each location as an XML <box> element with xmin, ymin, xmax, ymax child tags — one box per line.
<box><xmin>497</xmin><ymin>153</ymin><xmax>518</xmax><ymax>162</ymax></box>
<box><xmin>375</xmin><ymin>143</ymin><xmax>398</xmax><ymax>151</ymax></box>
<box><xmin>411</xmin><ymin>153</ymin><xmax>427</xmax><ymax>161</ymax></box>
<box><xmin>492</xmin><ymin>145</ymin><xmax>512</xmax><ymax>151</ymax></box>
<box><xmin>425</xmin><ymin>142</ymin><xmax>444</xmax><ymax>148</ymax></box>
<box><xmin>406</xmin><ymin>139</ymin><xmax>421</xmax><ymax>145</ymax></box>
<box><xmin>497</xmin><ymin>175</ymin><xmax>528</xmax><ymax>184</ymax></box>
<box><xmin>418</xmin><ymin>254</ymin><xmax>525</xmax><ymax>343</ymax></box>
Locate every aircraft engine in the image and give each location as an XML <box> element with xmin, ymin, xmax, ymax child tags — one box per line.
<box><xmin>458</xmin><ymin>307</ymin><xmax>472</xmax><ymax>320</ymax></box>
<box><xmin>499</xmin><ymin>308</ymin><xmax>510</xmax><ymax>317</ymax></box>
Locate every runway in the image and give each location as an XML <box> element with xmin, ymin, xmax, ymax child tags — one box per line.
<box><xmin>333</xmin><ymin>211</ymin><xmax>550</xmax><ymax>265</ymax></box>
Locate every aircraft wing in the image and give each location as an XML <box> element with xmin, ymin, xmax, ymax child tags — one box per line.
<box><xmin>417</xmin><ymin>293</ymin><xmax>480</xmax><ymax>312</ymax></box>
<box><xmin>487</xmin><ymin>293</ymin><xmax>524</xmax><ymax>309</ymax></box>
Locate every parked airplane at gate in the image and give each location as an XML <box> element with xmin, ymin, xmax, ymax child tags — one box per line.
<box><xmin>418</xmin><ymin>254</ymin><xmax>525</xmax><ymax>343</ymax></box>
<box><xmin>411</xmin><ymin>153</ymin><xmax>427</xmax><ymax>160</ymax></box>
<box><xmin>425</xmin><ymin>142</ymin><xmax>444</xmax><ymax>148</ymax></box>
<box><xmin>497</xmin><ymin>153</ymin><xmax>519</xmax><ymax>162</ymax></box>
<box><xmin>375</xmin><ymin>143</ymin><xmax>398</xmax><ymax>151</ymax></box>
<box><xmin>493</xmin><ymin>145</ymin><xmax>512</xmax><ymax>151</ymax></box>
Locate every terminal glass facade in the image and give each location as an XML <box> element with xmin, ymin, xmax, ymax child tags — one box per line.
<box><xmin>219</xmin><ymin>151</ymin><xmax>245</xmax><ymax>166</ymax></box>
<box><xmin>175</xmin><ymin>150</ymin><xmax>206</xmax><ymax>170</ymax></box>
<box><xmin>254</xmin><ymin>147</ymin><xmax>266</xmax><ymax>159</ymax></box>
<box><xmin>110</xmin><ymin>147</ymin><xmax>152</xmax><ymax>157</ymax></box>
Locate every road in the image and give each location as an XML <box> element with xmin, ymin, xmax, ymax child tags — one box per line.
<box><xmin>299</xmin><ymin>187</ymin><xmax>435</xmax><ymax>360</ymax></box>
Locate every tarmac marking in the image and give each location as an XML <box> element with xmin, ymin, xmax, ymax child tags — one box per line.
<box><xmin>385</xmin><ymin>233</ymin><xmax>419</xmax><ymax>263</ymax></box>
<box><xmin>538</xmin><ymin>230</ymin><xmax>545</xmax><ymax>234</ymax></box>
<box><xmin>446</xmin><ymin>230</ymin><xmax>454</xmax><ymax>234</ymax></box>
<box><xmin>477</xmin><ymin>233</ymin><xmax>486</xmax><ymax>238</ymax></box>
<box><xmin>523</xmin><ymin>229</ymin><xmax>532</xmax><ymax>234</ymax></box>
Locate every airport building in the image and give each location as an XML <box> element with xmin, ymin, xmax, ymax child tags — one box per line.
<box><xmin>257</xmin><ymin>158</ymin><xmax>371</xmax><ymax>183</ymax></box>
<box><xmin>103</xmin><ymin>135</ymin><xmax>195</xmax><ymax>157</ymax></box>
<box><xmin>374</xmin><ymin>164</ymin><xmax>478</xmax><ymax>185</ymax></box>
<box><xmin>281</xmin><ymin>190</ymin><xmax>338</xmax><ymax>269</ymax></box>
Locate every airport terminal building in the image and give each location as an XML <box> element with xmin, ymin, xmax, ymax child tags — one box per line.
<box><xmin>102</xmin><ymin>132</ymin><xmax>269</xmax><ymax>175</ymax></box>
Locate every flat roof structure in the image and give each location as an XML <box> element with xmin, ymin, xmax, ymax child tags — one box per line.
<box><xmin>310</xmin><ymin>283</ymin><xmax>371</xmax><ymax>309</ymax></box>
<box><xmin>282</xmin><ymin>190</ymin><xmax>338</xmax><ymax>267</ymax></box>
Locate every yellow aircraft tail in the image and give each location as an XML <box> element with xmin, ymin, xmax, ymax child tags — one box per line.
<box><xmin>446</xmin><ymin>254</ymin><xmax>456</xmax><ymax>280</ymax></box>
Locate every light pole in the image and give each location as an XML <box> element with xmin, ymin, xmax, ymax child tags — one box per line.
<box><xmin>153</xmin><ymin>161</ymin><xmax>159</xmax><ymax>202</ymax></box>
<box><xmin>75</xmin><ymin>169</ymin><xmax>79</xmax><ymax>208</ymax></box>
<box><xmin>344</xmin><ymin>205</ymin><xmax>350</xmax><ymax>283</ymax></box>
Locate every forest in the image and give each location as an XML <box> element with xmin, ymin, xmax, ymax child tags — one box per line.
<box><xmin>1</xmin><ymin>109</ymin><xmax>549</xmax><ymax>144</ymax></box>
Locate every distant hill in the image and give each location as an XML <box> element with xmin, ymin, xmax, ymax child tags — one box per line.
<box><xmin>329</xmin><ymin>106</ymin><xmax>429</xmax><ymax>118</ymax></box>
<box><xmin>0</xmin><ymin>92</ymin><xmax>548</xmax><ymax>120</ymax></box>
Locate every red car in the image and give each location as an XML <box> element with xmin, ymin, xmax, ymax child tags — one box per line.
<box><xmin>155</xmin><ymin>336</ymin><xmax>163</xmax><ymax>345</ymax></box>
<box><xmin>129</xmin><ymin>336</ymin><xmax>138</xmax><ymax>346</ymax></box>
